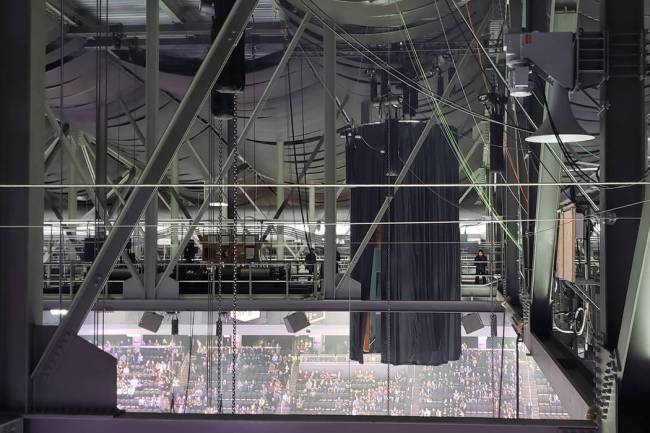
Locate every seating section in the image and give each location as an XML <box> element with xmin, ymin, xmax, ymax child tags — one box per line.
<box><xmin>417</xmin><ymin>344</ymin><xmax>518</xmax><ymax>417</ymax></box>
<box><xmin>94</xmin><ymin>335</ymin><xmax>568</xmax><ymax>418</ymax></box>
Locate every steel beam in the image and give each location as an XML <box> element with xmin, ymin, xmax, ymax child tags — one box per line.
<box><xmin>276</xmin><ymin>140</ymin><xmax>285</xmax><ymax>259</ymax></box>
<box><xmin>116</xmin><ymin>99</ymin><xmax>190</xmax><ymax>218</ymax></box>
<box><xmin>44</xmin><ymin>136</ymin><xmax>60</xmax><ymax>170</ymax></box>
<box><xmin>309</xmin><ymin>186</ymin><xmax>316</xmax><ymax>243</ymax></box>
<box><xmin>603</xmin><ymin>2</ymin><xmax>648</xmax><ymax>431</ymax></box>
<box><xmin>43</xmin><ymin>299</ymin><xmax>503</xmax><ymax>313</ymax></box>
<box><xmin>0</xmin><ymin>0</ymin><xmax>44</xmax><ymax>410</ymax></box>
<box><xmin>144</xmin><ymin>0</ymin><xmax>160</xmax><ymax>298</ymax></box>
<box><xmin>45</xmin><ymin>109</ymin><xmax>142</xmax><ymax>275</ymax></box>
<box><xmin>153</xmin><ymin>13</ymin><xmax>312</xmax><ymax>265</ymax></box>
<box><xmin>31</xmin><ymin>0</ymin><xmax>258</xmax><ymax>381</ymax></box>
<box><xmin>616</xmin><ymin>186</ymin><xmax>650</xmax><ymax>430</ymax></box>
<box><xmin>335</xmin><ymin>114</ymin><xmax>440</xmax><ymax>292</ymax></box>
<box><xmin>259</xmin><ymin>94</ymin><xmax>352</xmax><ymax>243</ymax></box>
<box><xmin>528</xmin><ymin>142</ymin><xmax>562</xmax><ymax>339</ymax></box>
<box><xmin>323</xmin><ymin>21</ymin><xmax>337</xmax><ymax>291</ymax></box>
<box><xmin>24</xmin><ymin>413</ymin><xmax>596</xmax><ymax>432</ymax></box>
<box><xmin>159</xmin><ymin>0</ymin><xmax>183</xmax><ymax>23</ymax></box>
<box><xmin>600</xmin><ymin>0</ymin><xmax>646</xmax><ymax>353</ymax></box>
<box><xmin>301</xmin><ymin>50</ymin><xmax>351</xmax><ymax>124</ymax></box>
<box><xmin>185</xmin><ymin>138</ymin><xmax>266</xmax><ymax>217</ymax></box>
<box><xmin>95</xmin><ymin>27</ymin><xmax>109</xmax><ymax>229</ymax></box>
<box><xmin>154</xmin><ymin>188</ymin><xmax>213</xmax><ymax>293</ymax></box>
<box><xmin>526</xmin><ymin>332</ymin><xmax>591</xmax><ymax>418</ymax></box>
<box><xmin>170</xmin><ymin>154</ymin><xmax>180</xmax><ymax>256</ymax></box>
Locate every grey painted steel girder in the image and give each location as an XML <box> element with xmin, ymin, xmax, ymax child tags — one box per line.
<box><xmin>31</xmin><ymin>0</ymin><xmax>259</xmax><ymax>381</ymax></box>
<box><xmin>42</xmin><ymin>299</ymin><xmax>503</xmax><ymax>313</ymax></box>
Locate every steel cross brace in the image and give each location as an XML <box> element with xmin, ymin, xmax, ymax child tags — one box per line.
<box><xmin>44</xmin><ymin>105</ymin><xmax>143</xmax><ymax>287</ymax></box>
<box><xmin>32</xmin><ymin>0</ymin><xmax>259</xmax><ymax>380</ymax></box>
<box><xmin>154</xmin><ymin>11</ymin><xmax>312</xmax><ymax>290</ymax></box>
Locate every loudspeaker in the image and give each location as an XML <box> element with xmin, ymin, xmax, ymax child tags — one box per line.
<box><xmin>138</xmin><ymin>312</ymin><xmax>164</xmax><ymax>333</ymax></box>
<box><xmin>461</xmin><ymin>313</ymin><xmax>484</xmax><ymax>335</ymax></box>
<box><xmin>283</xmin><ymin>312</ymin><xmax>310</xmax><ymax>333</ymax></box>
<box><xmin>212</xmin><ymin>0</ymin><xmax>245</xmax><ymax>93</ymax></box>
<box><xmin>490</xmin><ymin>313</ymin><xmax>498</xmax><ymax>337</ymax></box>
<box><xmin>171</xmin><ymin>316</ymin><xmax>179</xmax><ymax>336</ymax></box>
<box><xmin>211</xmin><ymin>91</ymin><xmax>235</xmax><ymax>119</ymax></box>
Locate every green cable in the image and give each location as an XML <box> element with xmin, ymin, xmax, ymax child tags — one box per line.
<box><xmin>396</xmin><ymin>7</ymin><xmax>522</xmax><ymax>250</ymax></box>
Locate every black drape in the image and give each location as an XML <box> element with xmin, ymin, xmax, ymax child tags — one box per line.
<box><xmin>348</xmin><ymin>121</ymin><xmax>461</xmax><ymax>366</ymax></box>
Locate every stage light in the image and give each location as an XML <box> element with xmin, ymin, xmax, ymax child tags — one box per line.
<box><xmin>526</xmin><ymin>83</ymin><xmax>594</xmax><ymax>144</ymax></box>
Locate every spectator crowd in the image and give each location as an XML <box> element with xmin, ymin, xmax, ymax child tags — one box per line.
<box><xmin>93</xmin><ymin>335</ymin><xmax>567</xmax><ymax>419</ymax></box>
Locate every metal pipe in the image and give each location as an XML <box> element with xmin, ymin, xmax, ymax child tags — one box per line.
<box><xmin>323</xmin><ymin>21</ymin><xmax>337</xmax><ymax>292</ymax></box>
<box><xmin>144</xmin><ymin>0</ymin><xmax>160</xmax><ymax>298</ymax></box>
<box><xmin>42</xmin><ymin>299</ymin><xmax>502</xmax><ymax>313</ymax></box>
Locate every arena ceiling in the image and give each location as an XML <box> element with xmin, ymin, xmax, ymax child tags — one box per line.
<box><xmin>41</xmin><ymin>0</ymin><xmax>616</xmax><ymax>214</ymax></box>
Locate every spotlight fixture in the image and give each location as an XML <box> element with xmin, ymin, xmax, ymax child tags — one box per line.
<box><xmin>508</xmin><ymin>64</ymin><xmax>533</xmax><ymax>98</ymax></box>
<box><xmin>525</xmin><ymin>82</ymin><xmax>594</xmax><ymax>144</ymax></box>
<box><xmin>503</xmin><ymin>32</ymin><xmax>595</xmax><ymax>143</ymax></box>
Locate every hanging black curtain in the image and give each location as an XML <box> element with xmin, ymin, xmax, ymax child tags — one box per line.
<box><xmin>348</xmin><ymin>121</ymin><xmax>461</xmax><ymax>366</ymax></box>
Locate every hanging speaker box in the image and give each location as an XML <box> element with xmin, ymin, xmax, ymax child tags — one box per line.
<box><xmin>212</xmin><ymin>0</ymin><xmax>245</xmax><ymax>93</ymax></box>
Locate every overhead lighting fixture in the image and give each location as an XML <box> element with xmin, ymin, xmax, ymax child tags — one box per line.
<box><xmin>49</xmin><ymin>308</ymin><xmax>68</xmax><ymax>316</ymax></box>
<box><xmin>508</xmin><ymin>64</ymin><xmax>533</xmax><ymax>98</ymax></box>
<box><xmin>209</xmin><ymin>202</ymin><xmax>228</xmax><ymax>207</ymax></box>
<box><xmin>525</xmin><ymin>82</ymin><xmax>594</xmax><ymax>144</ymax></box>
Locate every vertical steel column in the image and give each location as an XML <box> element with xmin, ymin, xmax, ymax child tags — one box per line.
<box><xmin>601</xmin><ymin>1</ymin><xmax>647</xmax><ymax>431</ymax></box>
<box><xmin>0</xmin><ymin>0</ymin><xmax>44</xmax><ymax>411</ymax></box>
<box><xmin>68</xmin><ymin>137</ymin><xmax>78</xmax><ymax>221</ymax></box>
<box><xmin>95</xmin><ymin>12</ymin><xmax>108</xmax><ymax>232</ymax></box>
<box><xmin>144</xmin><ymin>0</ymin><xmax>160</xmax><ymax>297</ymax></box>
<box><xmin>170</xmin><ymin>155</ymin><xmax>179</xmax><ymax>257</ymax></box>
<box><xmin>276</xmin><ymin>140</ymin><xmax>285</xmax><ymax>260</ymax></box>
<box><xmin>600</xmin><ymin>0</ymin><xmax>646</xmax><ymax>352</ymax></box>
<box><xmin>309</xmin><ymin>186</ymin><xmax>316</xmax><ymax>245</ymax></box>
<box><xmin>529</xmin><ymin>142</ymin><xmax>562</xmax><ymax>338</ymax></box>
<box><xmin>615</xmin><ymin>186</ymin><xmax>650</xmax><ymax>432</ymax></box>
<box><xmin>528</xmin><ymin>0</ymin><xmax>567</xmax><ymax>340</ymax></box>
<box><xmin>323</xmin><ymin>23</ymin><xmax>337</xmax><ymax>289</ymax></box>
